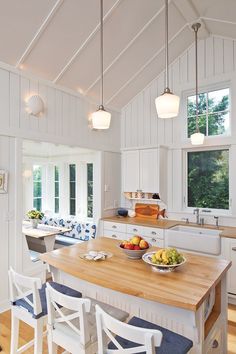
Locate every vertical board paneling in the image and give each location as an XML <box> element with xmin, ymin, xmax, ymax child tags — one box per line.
<box><xmin>121</xmin><ymin>110</ymin><xmax>125</xmax><ymax>149</ymax></box>
<box><xmin>137</xmin><ymin>92</ymin><xmax>144</xmax><ymax>147</ymax></box>
<box><xmin>198</xmin><ymin>39</ymin><xmax>206</xmax><ymax>80</ymax></box>
<box><xmin>180</xmin><ymin>52</ymin><xmax>188</xmax><ymax>84</ymax></box>
<box><xmin>62</xmin><ymin>92</ymin><xmax>70</xmax><ymax>138</ymax></box>
<box><xmin>47</xmin><ymin>86</ymin><xmax>56</xmax><ymax>135</ymax></box>
<box><xmin>131</xmin><ymin>97</ymin><xmax>138</xmax><ymax>147</ymax></box>
<box><xmin>125</xmin><ymin>104</ymin><xmax>132</xmax><ymax>148</ymax></box>
<box><xmin>55</xmin><ymin>89</ymin><xmax>63</xmax><ymax>137</ymax></box>
<box><xmin>29</xmin><ymin>79</ymin><xmax>39</xmax><ymax>131</ymax></box>
<box><xmin>143</xmin><ymin>87</ymin><xmax>151</xmax><ymax>146</ymax></box>
<box><xmin>0</xmin><ymin>69</ymin><xmax>10</xmax><ymax>130</ymax></box>
<box><xmin>206</xmin><ymin>36</ymin><xmax>214</xmax><ymax>77</ymax></box>
<box><xmin>20</xmin><ymin>76</ymin><xmax>30</xmax><ymax>131</ymax></box>
<box><xmin>150</xmin><ymin>80</ymin><xmax>158</xmax><ymax>146</ymax></box>
<box><xmin>69</xmin><ymin>95</ymin><xmax>77</xmax><ymax>138</ymax></box>
<box><xmin>224</xmin><ymin>39</ymin><xmax>234</xmax><ymax>73</ymax></box>
<box><xmin>9</xmin><ymin>73</ymin><xmax>20</xmax><ymax>129</ymax></box>
<box><xmin>157</xmin><ymin>73</ymin><xmax>165</xmax><ymax>144</ymax></box>
<box><xmin>187</xmin><ymin>45</ymin><xmax>195</xmax><ymax>83</ymax></box>
<box><xmin>214</xmin><ymin>37</ymin><xmax>224</xmax><ymax>75</ymax></box>
<box><xmin>38</xmin><ymin>83</ymin><xmax>48</xmax><ymax>133</ymax></box>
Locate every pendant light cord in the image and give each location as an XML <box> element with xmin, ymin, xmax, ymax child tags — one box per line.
<box><xmin>164</xmin><ymin>0</ymin><xmax>170</xmax><ymax>92</ymax></box>
<box><xmin>100</xmin><ymin>0</ymin><xmax>104</xmax><ymax>108</ymax></box>
<box><xmin>192</xmin><ymin>23</ymin><xmax>201</xmax><ymax>132</ymax></box>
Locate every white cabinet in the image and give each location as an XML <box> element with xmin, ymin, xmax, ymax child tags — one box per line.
<box><xmin>122</xmin><ymin>150</ymin><xmax>139</xmax><ymax>192</ymax></box>
<box><xmin>122</xmin><ymin>147</ymin><xmax>168</xmax><ymax>200</ymax></box>
<box><xmin>222</xmin><ymin>237</ymin><xmax>236</xmax><ymax>295</ymax></box>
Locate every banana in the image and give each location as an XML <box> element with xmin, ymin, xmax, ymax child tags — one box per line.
<box><xmin>155</xmin><ymin>249</ymin><xmax>164</xmax><ymax>261</ymax></box>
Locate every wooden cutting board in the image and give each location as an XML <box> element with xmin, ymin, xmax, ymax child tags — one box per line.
<box><xmin>135</xmin><ymin>203</ymin><xmax>160</xmax><ymax>219</ymax></box>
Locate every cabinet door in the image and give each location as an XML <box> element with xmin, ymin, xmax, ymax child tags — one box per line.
<box><xmin>139</xmin><ymin>149</ymin><xmax>158</xmax><ymax>192</ymax></box>
<box><xmin>122</xmin><ymin>150</ymin><xmax>139</xmax><ymax>192</ymax></box>
<box><xmin>228</xmin><ymin>239</ymin><xmax>236</xmax><ymax>295</ymax></box>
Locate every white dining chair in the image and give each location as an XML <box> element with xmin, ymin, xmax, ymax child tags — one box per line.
<box><xmin>95</xmin><ymin>304</ymin><xmax>193</xmax><ymax>354</ymax></box>
<box><xmin>46</xmin><ymin>282</ymin><xmax>97</xmax><ymax>354</ymax></box>
<box><xmin>8</xmin><ymin>267</ymin><xmax>82</xmax><ymax>354</ymax></box>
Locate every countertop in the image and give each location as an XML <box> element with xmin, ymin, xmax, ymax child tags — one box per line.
<box><xmin>41</xmin><ymin>237</ymin><xmax>231</xmax><ymax>311</ymax></box>
<box><xmin>101</xmin><ymin>216</ymin><xmax>236</xmax><ymax>239</ymax></box>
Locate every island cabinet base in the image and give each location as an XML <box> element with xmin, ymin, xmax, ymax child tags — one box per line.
<box><xmin>51</xmin><ymin>268</ymin><xmax>228</xmax><ymax>354</ymax></box>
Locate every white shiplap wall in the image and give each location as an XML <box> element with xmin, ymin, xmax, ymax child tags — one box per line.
<box><xmin>121</xmin><ymin>35</ymin><xmax>236</xmax><ymax>149</ymax></box>
<box><xmin>0</xmin><ymin>63</ymin><xmax>121</xmax><ymax>311</ymax></box>
<box><xmin>121</xmin><ymin>35</ymin><xmax>236</xmax><ymax>223</ymax></box>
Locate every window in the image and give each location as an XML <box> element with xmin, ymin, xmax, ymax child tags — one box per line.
<box><xmin>33</xmin><ymin>165</ymin><xmax>42</xmax><ymax>211</ymax></box>
<box><xmin>187</xmin><ymin>149</ymin><xmax>229</xmax><ymax>210</ymax></box>
<box><xmin>54</xmin><ymin>166</ymin><xmax>59</xmax><ymax>213</ymax></box>
<box><xmin>87</xmin><ymin>163</ymin><xmax>93</xmax><ymax>218</ymax></box>
<box><xmin>187</xmin><ymin>88</ymin><xmax>230</xmax><ymax>138</ymax></box>
<box><xmin>69</xmin><ymin>164</ymin><xmax>76</xmax><ymax>215</ymax></box>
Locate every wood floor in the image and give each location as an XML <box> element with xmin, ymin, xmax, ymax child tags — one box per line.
<box><xmin>0</xmin><ymin>305</ymin><xmax>235</xmax><ymax>353</ymax></box>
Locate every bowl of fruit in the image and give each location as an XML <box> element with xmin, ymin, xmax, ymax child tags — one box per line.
<box><xmin>142</xmin><ymin>248</ymin><xmax>186</xmax><ymax>273</ymax></box>
<box><xmin>119</xmin><ymin>236</ymin><xmax>149</xmax><ymax>259</ymax></box>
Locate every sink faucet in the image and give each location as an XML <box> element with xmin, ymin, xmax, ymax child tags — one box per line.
<box><xmin>181</xmin><ymin>218</ymin><xmax>189</xmax><ymax>224</ymax></box>
<box><xmin>193</xmin><ymin>208</ymin><xmax>200</xmax><ymax>225</ymax></box>
<box><xmin>214</xmin><ymin>216</ymin><xmax>219</xmax><ymax>228</ymax></box>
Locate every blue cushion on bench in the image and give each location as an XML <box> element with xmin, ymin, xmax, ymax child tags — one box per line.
<box><xmin>14</xmin><ymin>281</ymin><xmax>82</xmax><ymax>319</ymax></box>
<box><xmin>108</xmin><ymin>316</ymin><xmax>193</xmax><ymax>354</ymax></box>
<box><xmin>55</xmin><ymin>235</ymin><xmax>83</xmax><ymax>246</ymax></box>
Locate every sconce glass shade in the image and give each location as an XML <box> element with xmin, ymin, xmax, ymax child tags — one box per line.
<box><xmin>155</xmin><ymin>92</ymin><xmax>180</xmax><ymax>118</ymax></box>
<box><xmin>91</xmin><ymin>106</ymin><xmax>111</xmax><ymax>130</ymax></box>
<box><xmin>190</xmin><ymin>132</ymin><xmax>205</xmax><ymax>145</ymax></box>
<box><xmin>26</xmin><ymin>95</ymin><xmax>44</xmax><ymax>116</ymax></box>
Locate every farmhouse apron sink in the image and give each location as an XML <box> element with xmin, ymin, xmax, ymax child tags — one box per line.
<box><xmin>166</xmin><ymin>225</ymin><xmax>221</xmax><ymax>255</ymax></box>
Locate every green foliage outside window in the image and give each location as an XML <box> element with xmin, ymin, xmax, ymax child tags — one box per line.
<box><xmin>87</xmin><ymin>163</ymin><xmax>93</xmax><ymax>218</ymax></box>
<box><xmin>33</xmin><ymin>165</ymin><xmax>42</xmax><ymax>211</ymax></box>
<box><xmin>69</xmin><ymin>164</ymin><xmax>76</xmax><ymax>215</ymax></box>
<box><xmin>187</xmin><ymin>88</ymin><xmax>229</xmax><ymax>138</ymax></box>
<box><xmin>54</xmin><ymin>166</ymin><xmax>59</xmax><ymax>213</ymax></box>
<box><xmin>187</xmin><ymin>149</ymin><xmax>229</xmax><ymax>210</ymax></box>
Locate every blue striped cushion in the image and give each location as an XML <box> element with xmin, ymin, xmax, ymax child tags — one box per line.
<box><xmin>108</xmin><ymin>316</ymin><xmax>193</xmax><ymax>354</ymax></box>
<box><xmin>14</xmin><ymin>281</ymin><xmax>82</xmax><ymax>319</ymax></box>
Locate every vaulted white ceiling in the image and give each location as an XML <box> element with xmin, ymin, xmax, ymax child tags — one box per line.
<box><xmin>0</xmin><ymin>0</ymin><xmax>235</xmax><ymax>110</ymax></box>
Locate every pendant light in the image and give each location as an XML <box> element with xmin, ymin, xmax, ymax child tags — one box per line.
<box><xmin>155</xmin><ymin>0</ymin><xmax>180</xmax><ymax>119</ymax></box>
<box><xmin>91</xmin><ymin>0</ymin><xmax>111</xmax><ymax>130</ymax></box>
<box><xmin>190</xmin><ymin>23</ymin><xmax>204</xmax><ymax>145</ymax></box>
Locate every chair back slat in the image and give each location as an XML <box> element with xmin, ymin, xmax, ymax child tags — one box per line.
<box><xmin>8</xmin><ymin>267</ymin><xmax>43</xmax><ymax>316</ymax></box>
<box><xmin>46</xmin><ymin>283</ymin><xmax>91</xmax><ymax>345</ymax></box>
<box><xmin>96</xmin><ymin>305</ymin><xmax>162</xmax><ymax>354</ymax></box>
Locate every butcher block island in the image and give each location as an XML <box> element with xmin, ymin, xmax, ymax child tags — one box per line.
<box><xmin>41</xmin><ymin>237</ymin><xmax>231</xmax><ymax>354</ymax></box>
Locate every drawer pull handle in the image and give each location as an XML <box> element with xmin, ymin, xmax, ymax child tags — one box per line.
<box><xmin>112</xmin><ymin>225</ymin><xmax>117</xmax><ymax>229</ymax></box>
<box><xmin>232</xmin><ymin>247</ymin><xmax>236</xmax><ymax>251</ymax></box>
<box><xmin>151</xmin><ymin>231</ymin><xmax>157</xmax><ymax>235</ymax></box>
<box><xmin>111</xmin><ymin>234</ymin><xmax>117</xmax><ymax>238</ymax></box>
<box><xmin>212</xmin><ymin>339</ymin><xmax>219</xmax><ymax>349</ymax></box>
<box><xmin>133</xmin><ymin>229</ymin><xmax>138</xmax><ymax>232</ymax></box>
<box><xmin>151</xmin><ymin>238</ymin><xmax>156</xmax><ymax>242</ymax></box>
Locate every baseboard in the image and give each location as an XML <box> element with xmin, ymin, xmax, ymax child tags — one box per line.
<box><xmin>228</xmin><ymin>293</ymin><xmax>236</xmax><ymax>305</ymax></box>
<box><xmin>0</xmin><ymin>299</ymin><xmax>10</xmax><ymax>313</ymax></box>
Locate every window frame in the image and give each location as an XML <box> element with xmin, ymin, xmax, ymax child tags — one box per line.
<box><xmin>183</xmin><ymin>81</ymin><xmax>231</xmax><ymax>141</ymax></box>
<box><xmin>86</xmin><ymin>163</ymin><xmax>94</xmax><ymax>219</ymax></box>
<box><xmin>33</xmin><ymin>165</ymin><xmax>42</xmax><ymax>211</ymax></box>
<box><xmin>69</xmin><ymin>163</ymin><xmax>76</xmax><ymax>216</ymax></box>
<box><xmin>183</xmin><ymin>145</ymin><xmax>231</xmax><ymax>215</ymax></box>
<box><xmin>54</xmin><ymin>165</ymin><xmax>60</xmax><ymax>214</ymax></box>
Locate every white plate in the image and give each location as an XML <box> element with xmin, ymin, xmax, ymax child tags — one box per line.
<box><xmin>79</xmin><ymin>251</ymin><xmax>113</xmax><ymax>261</ymax></box>
<box><xmin>142</xmin><ymin>251</ymin><xmax>186</xmax><ymax>273</ymax></box>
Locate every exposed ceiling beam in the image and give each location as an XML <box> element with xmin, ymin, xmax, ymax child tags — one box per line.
<box><xmin>201</xmin><ymin>17</ymin><xmax>236</xmax><ymax>26</ymax></box>
<box><xmin>105</xmin><ymin>23</ymin><xmax>188</xmax><ymax>106</ymax></box>
<box><xmin>53</xmin><ymin>0</ymin><xmax>122</xmax><ymax>84</ymax></box>
<box><xmin>85</xmin><ymin>2</ymin><xmax>166</xmax><ymax>95</ymax></box>
<box><xmin>15</xmin><ymin>0</ymin><xmax>64</xmax><ymax>68</ymax></box>
<box><xmin>172</xmin><ymin>0</ymin><xmax>209</xmax><ymax>38</ymax></box>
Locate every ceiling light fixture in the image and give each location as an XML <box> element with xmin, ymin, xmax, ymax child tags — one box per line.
<box><xmin>155</xmin><ymin>0</ymin><xmax>180</xmax><ymax>119</ymax></box>
<box><xmin>190</xmin><ymin>23</ymin><xmax>204</xmax><ymax>145</ymax></box>
<box><xmin>91</xmin><ymin>0</ymin><xmax>111</xmax><ymax>130</ymax></box>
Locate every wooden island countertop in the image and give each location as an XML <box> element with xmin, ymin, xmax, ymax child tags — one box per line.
<box><xmin>41</xmin><ymin>237</ymin><xmax>231</xmax><ymax>312</ymax></box>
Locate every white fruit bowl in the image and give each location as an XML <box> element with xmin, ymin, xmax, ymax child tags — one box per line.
<box><xmin>142</xmin><ymin>251</ymin><xmax>186</xmax><ymax>272</ymax></box>
<box><xmin>119</xmin><ymin>245</ymin><xmax>149</xmax><ymax>259</ymax></box>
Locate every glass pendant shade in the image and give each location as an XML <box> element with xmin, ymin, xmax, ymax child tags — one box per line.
<box><xmin>155</xmin><ymin>92</ymin><xmax>180</xmax><ymax>118</ymax></box>
<box><xmin>190</xmin><ymin>132</ymin><xmax>204</xmax><ymax>145</ymax></box>
<box><xmin>91</xmin><ymin>106</ymin><xmax>111</xmax><ymax>130</ymax></box>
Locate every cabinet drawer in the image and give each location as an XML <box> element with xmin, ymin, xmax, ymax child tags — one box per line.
<box><xmin>143</xmin><ymin>227</ymin><xmax>164</xmax><ymax>239</ymax></box>
<box><xmin>126</xmin><ymin>224</ymin><xmax>144</xmax><ymax>235</ymax></box>
<box><xmin>142</xmin><ymin>236</ymin><xmax>164</xmax><ymax>248</ymax></box>
<box><xmin>104</xmin><ymin>230</ymin><xmax>127</xmax><ymax>240</ymax></box>
<box><xmin>103</xmin><ymin>221</ymin><xmax>127</xmax><ymax>233</ymax></box>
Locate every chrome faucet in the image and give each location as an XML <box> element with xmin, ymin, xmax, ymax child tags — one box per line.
<box><xmin>181</xmin><ymin>218</ymin><xmax>189</xmax><ymax>224</ymax></box>
<box><xmin>193</xmin><ymin>208</ymin><xmax>200</xmax><ymax>225</ymax></box>
<box><xmin>214</xmin><ymin>216</ymin><xmax>219</xmax><ymax>228</ymax></box>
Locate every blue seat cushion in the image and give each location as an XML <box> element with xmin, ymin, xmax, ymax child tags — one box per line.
<box><xmin>108</xmin><ymin>316</ymin><xmax>193</xmax><ymax>354</ymax></box>
<box><xmin>14</xmin><ymin>281</ymin><xmax>82</xmax><ymax>319</ymax></box>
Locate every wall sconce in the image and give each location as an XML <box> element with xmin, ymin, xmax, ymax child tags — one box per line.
<box><xmin>25</xmin><ymin>95</ymin><xmax>44</xmax><ymax>116</ymax></box>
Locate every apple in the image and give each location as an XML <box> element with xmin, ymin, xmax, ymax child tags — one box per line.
<box><xmin>134</xmin><ymin>245</ymin><xmax>141</xmax><ymax>250</ymax></box>
<box><xmin>139</xmin><ymin>240</ymin><xmax>149</xmax><ymax>249</ymax></box>
<box><xmin>124</xmin><ymin>243</ymin><xmax>134</xmax><ymax>250</ymax></box>
<box><xmin>131</xmin><ymin>235</ymin><xmax>142</xmax><ymax>245</ymax></box>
